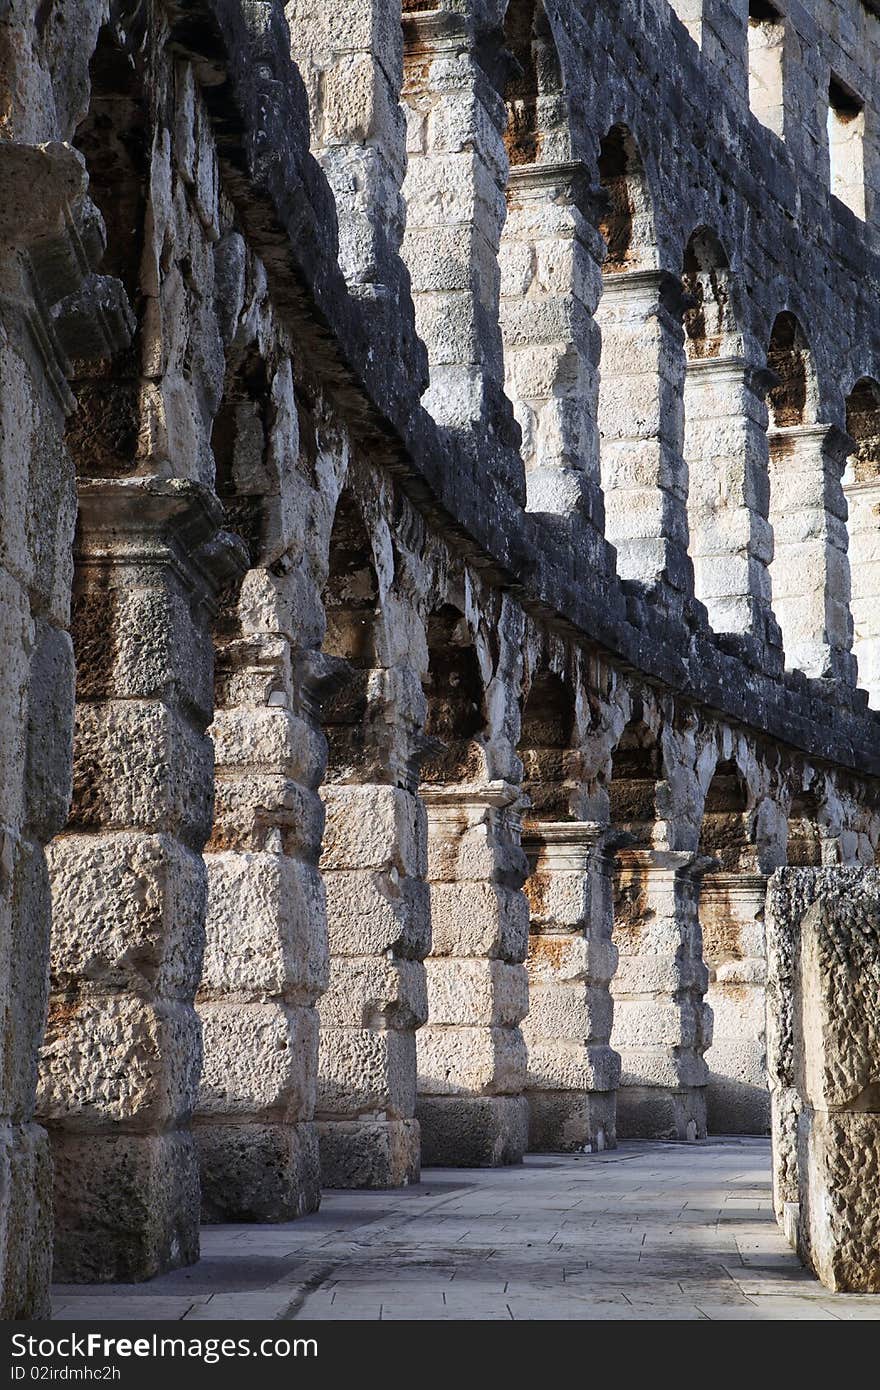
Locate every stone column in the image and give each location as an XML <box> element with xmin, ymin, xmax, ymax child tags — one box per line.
<box><xmin>521</xmin><ymin>822</ymin><xmax>620</xmax><ymax>1152</ymax></box>
<box><xmin>842</xmin><ymin>476</ymin><xmax>880</xmax><ymax>706</ymax></box>
<box><xmin>500</xmin><ymin>163</ymin><xmax>605</xmax><ymax>537</ymax></box>
<box><xmin>766</xmin><ymin>867</ymin><xmax>880</xmax><ymax>1291</ymax></box>
<box><xmin>316</xmin><ymin>780</ymin><xmax>428</xmax><ymax>1187</ymax></box>
<box><xmin>684</xmin><ymin>356</ymin><xmax>778</xmax><ymax>645</ymax></box>
<box><xmin>793</xmin><ymin>883</ymin><xmax>880</xmax><ymax>1291</ymax></box>
<box><xmin>37</xmin><ymin>479</ymin><xmax>223</xmax><ymax>1283</ymax></box>
<box><xmin>285</xmin><ymin>1</ymin><xmax>411</xmax><ymax>310</ymax></box>
<box><xmin>767</xmin><ymin>423</ymin><xmax>855</xmax><ymax>681</ymax></box>
<box><xmin>194</xmin><ymin>639</ymin><xmax>328</xmax><ymax>1221</ymax></box>
<box><xmin>401</xmin><ymin>7</ymin><xmax>518</xmax><ymax>473</ymax></box>
<box><xmin>596</xmin><ymin>269</ymin><xmax>693</xmax><ymax>602</ymax></box>
<box><xmin>611</xmin><ymin>848</ymin><xmax>713</xmax><ymax>1140</ymax></box>
<box><xmin>700</xmin><ymin>871</ymin><xmax>770</xmax><ymax>1134</ymax></box>
<box><xmin>417</xmin><ymin>784</ymin><xmax>529</xmax><ymax>1165</ymax></box>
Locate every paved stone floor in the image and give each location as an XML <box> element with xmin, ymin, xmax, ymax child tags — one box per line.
<box><xmin>52</xmin><ymin>1138</ymin><xmax>880</xmax><ymax>1320</ymax></box>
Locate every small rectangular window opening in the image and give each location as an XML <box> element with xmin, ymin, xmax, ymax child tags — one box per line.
<box><xmin>828</xmin><ymin>75</ymin><xmax>866</xmax><ymax>219</ymax></box>
<box><xmin>747</xmin><ymin>0</ymin><xmax>785</xmax><ymax>138</ymax></box>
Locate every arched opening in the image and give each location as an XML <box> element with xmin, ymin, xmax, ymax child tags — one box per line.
<box><xmin>682</xmin><ymin>229</ymin><xmax>739</xmax><ymax>362</ymax></box>
<box><xmin>766</xmin><ymin>313</ymin><xmax>852</xmax><ymax>678</ymax></box>
<box><xmin>314</xmin><ymin>489</ymin><xmax>427</xmax><ymax>1189</ymax></box>
<box><xmin>502</xmin><ymin>0</ymin><xmax>565</xmax><ymax>169</ymax></box>
<box><xmin>595</xmin><ymin>129</ymin><xmax>690</xmax><ymax>598</ymax></box>
<box><xmin>698</xmin><ymin>761</ymin><xmax>769</xmax><ymax>1135</ymax></box>
<box><xmin>843</xmin><ymin>378</ymin><xmax>880</xmax><ymax>707</ymax></box>
<box><xmin>607</xmin><ymin>717</ymin><xmax>709</xmax><ymax>1140</ymax></box>
<box><xmin>517</xmin><ymin>670</ymin><xmax>618</xmax><ymax>1152</ymax></box>
<box><xmin>416</xmin><ymin>605</ymin><xmax>529</xmax><ymax>1166</ymax></box>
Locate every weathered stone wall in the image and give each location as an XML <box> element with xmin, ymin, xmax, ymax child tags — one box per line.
<box><xmin>0</xmin><ymin>0</ymin><xmax>879</xmax><ymax>1316</ymax></box>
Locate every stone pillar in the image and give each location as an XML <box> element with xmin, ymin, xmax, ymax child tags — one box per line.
<box><xmin>194</xmin><ymin>640</ymin><xmax>327</xmax><ymax>1220</ymax></box>
<box><xmin>316</xmin><ymin>780</ymin><xmax>428</xmax><ymax>1187</ymax></box>
<box><xmin>285</xmin><ymin>1</ymin><xmax>411</xmax><ymax>310</ymax></box>
<box><xmin>521</xmin><ymin>822</ymin><xmax>620</xmax><ymax>1152</ymax></box>
<box><xmin>684</xmin><ymin>356</ymin><xmax>778</xmax><ymax>645</ymax></box>
<box><xmin>842</xmin><ymin>476</ymin><xmax>880</xmax><ymax>706</ymax></box>
<box><xmin>766</xmin><ymin>867</ymin><xmax>880</xmax><ymax>1291</ymax></box>
<box><xmin>767</xmin><ymin>423</ymin><xmax>855</xmax><ymax>681</ymax></box>
<box><xmin>37</xmin><ymin>479</ymin><xmax>223</xmax><ymax>1283</ymax></box>
<box><xmin>700</xmin><ymin>871</ymin><xmax>770</xmax><ymax>1134</ymax></box>
<box><xmin>401</xmin><ymin>8</ymin><xmax>518</xmax><ymax>468</ymax></box>
<box><xmin>611</xmin><ymin>848</ymin><xmax>712</xmax><ymax>1140</ymax></box>
<box><xmin>0</xmin><ymin>140</ymin><xmax>132</xmax><ymax>1315</ymax></box>
<box><xmin>596</xmin><ymin>269</ymin><xmax>693</xmax><ymax>602</ymax></box>
<box><xmin>417</xmin><ymin>784</ymin><xmax>529</xmax><ymax>1165</ymax></box>
<box><xmin>500</xmin><ymin>163</ymin><xmax>605</xmax><ymax>537</ymax></box>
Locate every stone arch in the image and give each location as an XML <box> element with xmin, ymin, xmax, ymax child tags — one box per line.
<box><xmin>416</xmin><ymin>601</ymin><xmax>529</xmax><ymax>1167</ymax></box>
<box><xmin>698</xmin><ymin>759</ymin><xmax>770</xmax><ymax>1135</ymax></box>
<box><xmin>518</xmin><ymin>665</ymin><xmax>619</xmax><ymax>1152</ymax></box>
<box><xmin>766</xmin><ymin>313</ymin><xmax>852</xmax><ymax>679</ymax></box>
<box><xmin>314</xmin><ymin>485</ymin><xmax>428</xmax><ymax>1190</ymax></box>
<box><xmin>607</xmin><ymin>713</ymin><xmax>711</xmax><ymax>1140</ymax></box>
<box><xmin>843</xmin><ymin>377</ymin><xmax>880</xmax><ymax>707</ymax></box>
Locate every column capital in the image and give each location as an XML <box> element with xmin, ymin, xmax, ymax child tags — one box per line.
<box><xmin>599</xmin><ymin>267</ymin><xmax>688</xmax><ymax>320</ymax></box>
<box><xmin>521</xmin><ymin>819</ymin><xmax>609</xmax><ymax>870</ymax></box>
<box><xmin>768</xmin><ymin>422</ymin><xmax>855</xmax><ymax>466</ymax></box>
<box><xmin>615</xmin><ymin>846</ymin><xmax>718</xmax><ymax>880</ymax></box>
<box><xmin>421</xmin><ymin>779</ymin><xmax>523</xmax><ymax>813</ymax></box>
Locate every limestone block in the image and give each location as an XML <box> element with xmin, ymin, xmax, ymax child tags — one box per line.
<box><xmin>525</xmin><ymin>1039</ymin><xmax>621</xmax><ymax>1094</ymax></box>
<box><xmin>612</xmin><ymin>998</ymin><xmax>703</xmax><ymax>1050</ymax></box>
<box><xmin>417</xmin><ymin>1094</ymin><xmax>528</xmax><ymax>1167</ymax></box>
<box><xmin>210</xmin><ymin>774</ymin><xmax>324</xmax><ymax>857</ymax></box>
<box><xmin>797</xmin><ymin>1109</ymin><xmax>880</xmax><ymax>1292</ymax></box>
<box><xmin>424</xmin><ymin>958</ymin><xmax>528</xmax><ymax>1027</ymax></box>
<box><xmin>50</xmin><ymin>1130</ymin><xmax>200</xmax><ymax>1283</ymax></box>
<box><xmin>524</xmin><ymin>982</ymin><xmax>613</xmax><ymax>1043</ymax></box>
<box><xmin>70</xmin><ymin>702</ymin><xmax>213</xmax><ymax>840</ymax></box>
<box><xmin>321</xmin><ymin>784</ymin><xmax>426</xmax><ymax>875</ymax></box>
<box><xmin>197</xmin><ymin>1001</ymin><xmax>317</xmax><ymax>1121</ymax></box>
<box><xmin>617</xmin><ymin>1047</ymin><xmax>708</xmax><ymax>1090</ymax></box>
<box><xmin>526</xmin><ymin>933</ymin><xmax>618</xmax><ymax>987</ymax></box>
<box><xmin>202</xmin><ymin>850</ymin><xmax>328</xmax><ymax>1001</ymax></box>
<box><xmin>317</xmin><ymin>1026</ymin><xmax>416</xmax><ymax>1119</ymax></box>
<box><xmin>429</xmin><ymin>880</ymin><xmax>529</xmax><ymax>961</ymax></box>
<box><xmin>527</xmin><ymin>1090</ymin><xmax>617</xmax><ymax>1154</ymax></box>
<box><xmin>48</xmin><ymin>832</ymin><xmax>206</xmax><ymax>999</ymax></box>
<box><xmin>0</xmin><ymin>569</ymin><xmax>32</xmax><ymax>834</ymax></box>
<box><xmin>316</xmin><ymin>1117</ymin><xmax>420</xmax><ymax>1190</ymax></box>
<box><xmin>196</xmin><ymin>1120</ymin><xmax>320</xmax><ymax>1223</ymax></box>
<box><xmin>211</xmin><ymin>706</ymin><xmax>323</xmax><ymax>780</ymax></box>
<box><xmin>39</xmin><ymin>996</ymin><xmax>202</xmax><ymax>1131</ymax></box>
<box><xmin>416</xmin><ymin>1024</ymin><xmax>527</xmax><ymax>1096</ymax></box>
<box><xmin>323</xmin><ymin>867</ymin><xmax>430</xmax><ymax>959</ymax></box>
<box><xmin>319</xmin><ymin>956</ymin><xmax>427</xmax><ymax>1030</ymax></box>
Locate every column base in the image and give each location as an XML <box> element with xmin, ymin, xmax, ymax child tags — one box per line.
<box><xmin>527</xmin><ymin>1090</ymin><xmax>617</xmax><ymax>1153</ymax></box>
<box><xmin>195</xmin><ymin>1122</ymin><xmax>321</xmax><ymax>1221</ymax></box>
<box><xmin>616</xmin><ymin>1086</ymin><xmax>707</xmax><ymax>1141</ymax></box>
<box><xmin>316</xmin><ymin>1119</ymin><xmax>420</xmax><ymax>1189</ymax></box>
<box><xmin>417</xmin><ymin>1095</ymin><xmax>528</xmax><ymax>1166</ymax></box>
<box><xmin>50</xmin><ymin>1130</ymin><xmax>200</xmax><ymax>1283</ymax></box>
<box><xmin>0</xmin><ymin>1123</ymin><xmax>52</xmax><ymax>1319</ymax></box>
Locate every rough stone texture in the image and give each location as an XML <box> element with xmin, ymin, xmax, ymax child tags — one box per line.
<box><xmin>767</xmin><ymin>869</ymin><xmax>880</xmax><ymax>1292</ymax></box>
<box><xmin>1</xmin><ymin>0</ymin><xmax>880</xmax><ymax>1317</ymax></box>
